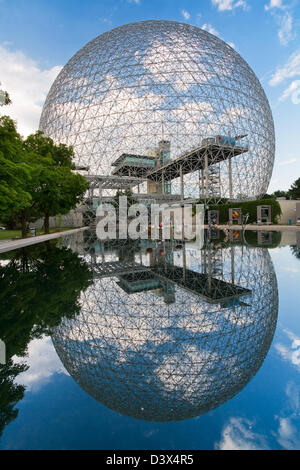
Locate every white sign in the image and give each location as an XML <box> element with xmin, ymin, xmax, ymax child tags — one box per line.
<box><xmin>0</xmin><ymin>339</ymin><xmax>6</xmax><ymax>365</ymax></box>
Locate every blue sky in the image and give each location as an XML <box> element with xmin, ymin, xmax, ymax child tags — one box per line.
<box><xmin>0</xmin><ymin>0</ymin><xmax>299</xmax><ymax>192</ymax></box>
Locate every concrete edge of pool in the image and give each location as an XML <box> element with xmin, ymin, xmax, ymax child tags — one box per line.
<box><xmin>0</xmin><ymin>224</ymin><xmax>299</xmax><ymax>254</ymax></box>
<box><xmin>0</xmin><ymin>227</ymin><xmax>89</xmax><ymax>254</ymax></box>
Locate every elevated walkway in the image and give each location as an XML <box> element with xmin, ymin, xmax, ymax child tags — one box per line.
<box><xmin>146</xmin><ymin>142</ymin><xmax>248</xmax><ymax>182</ymax></box>
<box><xmin>151</xmin><ymin>264</ymin><xmax>251</xmax><ymax>304</ymax></box>
<box><xmin>109</xmin><ymin>140</ymin><xmax>248</xmax><ymax>201</ymax></box>
<box><xmin>91</xmin><ymin>259</ymin><xmax>251</xmax><ymax>304</ymax></box>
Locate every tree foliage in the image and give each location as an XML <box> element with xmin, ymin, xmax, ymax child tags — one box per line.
<box><xmin>0</xmin><ymin>242</ymin><xmax>92</xmax><ymax>437</ymax></box>
<box><xmin>0</xmin><ymin>360</ymin><xmax>27</xmax><ymax>438</ymax></box>
<box><xmin>272</xmin><ymin>190</ymin><xmax>287</xmax><ymax>198</ymax></box>
<box><xmin>0</xmin><ymin>117</ymin><xmax>89</xmax><ymax>236</ymax></box>
<box><xmin>0</xmin><ymin>83</ymin><xmax>11</xmax><ymax>106</ymax></box>
<box><xmin>0</xmin><ymin>243</ymin><xmax>92</xmax><ymax>359</ymax></box>
<box><xmin>288</xmin><ymin>177</ymin><xmax>300</xmax><ymax>200</ymax></box>
<box><xmin>0</xmin><ymin>117</ymin><xmax>33</xmax><ymax>228</ymax></box>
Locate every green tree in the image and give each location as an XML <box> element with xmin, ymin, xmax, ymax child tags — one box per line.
<box><xmin>290</xmin><ymin>245</ymin><xmax>300</xmax><ymax>260</ymax></box>
<box><xmin>0</xmin><ymin>361</ymin><xmax>27</xmax><ymax>438</ymax></box>
<box><xmin>0</xmin><ymin>83</ymin><xmax>11</xmax><ymax>106</ymax></box>
<box><xmin>24</xmin><ymin>131</ymin><xmax>89</xmax><ymax>233</ymax></box>
<box><xmin>0</xmin><ymin>121</ymin><xmax>89</xmax><ymax>237</ymax></box>
<box><xmin>272</xmin><ymin>190</ymin><xmax>287</xmax><ymax>198</ymax></box>
<box><xmin>0</xmin><ymin>116</ymin><xmax>34</xmax><ymax>233</ymax></box>
<box><xmin>0</xmin><ymin>242</ymin><xmax>92</xmax><ymax>437</ymax></box>
<box><xmin>35</xmin><ymin>166</ymin><xmax>88</xmax><ymax>233</ymax></box>
<box><xmin>0</xmin><ymin>243</ymin><xmax>92</xmax><ymax>358</ymax></box>
<box><xmin>24</xmin><ymin>131</ymin><xmax>74</xmax><ymax>168</ymax></box>
<box><xmin>288</xmin><ymin>177</ymin><xmax>300</xmax><ymax>200</ymax></box>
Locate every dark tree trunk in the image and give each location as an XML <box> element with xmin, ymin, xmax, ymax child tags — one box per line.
<box><xmin>44</xmin><ymin>213</ymin><xmax>50</xmax><ymax>234</ymax></box>
<box><xmin>6</xmin><ymin>218</ymin><xmax>18</xmax><ymax>230</ymax></box>
<box><xmin>21</xmin><ymin>248</ymin><xmax>29</xmax><ymax>272</ymax></box>
<box><xmin>21</xmin><ymin>214</ymin><xmax>27</xmax><ymax>238</ymax></box>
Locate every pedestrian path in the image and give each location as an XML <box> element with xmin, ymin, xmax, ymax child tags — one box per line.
<box><xmin>0</xmin><ymin>227</ymin><xmax>88</xmax><ymax>254</ymax></box>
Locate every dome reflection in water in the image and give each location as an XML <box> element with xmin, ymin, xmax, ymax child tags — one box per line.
<box><xmin>52</xmin><ymin>234</ymin><xmax>278</xmax><ymax>422</ymax></box>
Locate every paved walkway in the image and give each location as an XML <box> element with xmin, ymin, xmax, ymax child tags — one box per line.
<box><xmin>0</xmin><ymin>227</ymin><xmax>88</xmax><ymax>254</ymax></box>
<box><xmin>206</xmin><ymin>224</ymin><xmax>300</xmax><ymax>232</ymax></box>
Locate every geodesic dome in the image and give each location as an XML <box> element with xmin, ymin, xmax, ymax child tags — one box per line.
<box><xmin>52</xmin><ymin>242</ymin><xmax>278</xmax><ymax>422</ymax></box>
<box><xmin>39</xmin><ymin>20</ymin><xmax>275</xmax><ymax>200</ymax></box>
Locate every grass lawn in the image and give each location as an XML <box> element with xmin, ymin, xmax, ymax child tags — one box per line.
<box><xmin>0</xmin><ymin>227</ymin><xmax>75</xmax><ymax>240</ymax></box>
<box><xmin>0</xmin><ymin>230</ymin><xmax>21</xmax><ymax>240</ymax></box>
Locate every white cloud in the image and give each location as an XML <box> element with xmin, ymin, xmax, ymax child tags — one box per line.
<box><xmin>0</xmin><ymin>43</ymin><xmax>62</xmax><ymax>137</ymax></box>
<box><xmin>264</xmin><ymin>1</ymin><xmax>295</xmax><ymax>46</ymax></box>
<box><xmin>217</xmin><ymin>383</ymin><xmax>300</xmax><ymax>451</ymax></box>
<box><xmin>269</xmin><ymin>49</ymin><xmax>300</xmax><ymax>85</ymax></box>
<box><xmin>275</xmin><ymin>329</ymin><xmax>300</xmax><ymax>372</ymax></box>
<box><xmin>278</xmin><ymin>12</ymin><xmax>293</xmax><ymax>45</ymax></box>
<box><xmin>181</xmin><ymin>9</ymin><xmax>191</xmax><ymax>20</ymax></box>
<box><xmin>211</xmin><ymin>0</ymin><xmax>248</xmax><ymax>11</ymax></box>
<box><xmin>285</xmin><ymin>381</ymin><xmax>300</xmax><ymax>412</ymax></box>
<box><xmin>278</xmin><ymin>158</ymin><xmax>298</xmax><ymax>166</ymax></box>
<box><xmin>201</xmin><ymin>23</ymin><xmax>220</xmax><ymax>36</ymax></box>
<box><xmin>227</xmin><ymin>41</ymin><xmax>236</xmax><ymax>49</ymax></box>
<box><xmin>215</xmin><ymin>417</ymin><xmax>269</xmax><ymax>450</ymax></box>
<box><xmin>275</xmin><ymin>416</ymin><xmax>300</xmax><ymax>449</ymax></box>
<box><xmin>201</xmin><ymin>23</ymin><xmax>236</xmax><ymax>49</ymax></box>
<box><xmin>274</xmin><ymin>382</ymin><xmax>300</xmax><ymax>449</ymax></box>
<box><xmin>264</xmin><ymin>0</ymin><xmax>285</xmax><ymax>10</ymax></box>
<box><xmin>279</xmin><ymin>80</ymin><xmax>300</xmax><ymax>103</ymax></box>
<box><xmin>13</xmin><ymin>336</ymin><xmax>68</xmax><ymax>392</ymax></box>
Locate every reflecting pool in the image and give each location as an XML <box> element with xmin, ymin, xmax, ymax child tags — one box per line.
<box><xmin>0</xmin><ymin>229</ymin><xmax>300</xmax><ymax>449</ymax></box>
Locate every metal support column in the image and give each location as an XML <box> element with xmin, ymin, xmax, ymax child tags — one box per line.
<box><xmin>90</xmin><ymin>186</ymin><xmax>94</xmax><ymax>203</ymax></box>
<box><xmin>229</xmin><ymin>154</ymin><xmax>233</xmax><ymax>200</ymax></box>
<box><xmin>98</xmin><ymin>182</ymin><xmax>103</xmax><ymax>206</ymax></box>
<box><xmin>201</xmin><ymin>169</ymin><xmax>204</xmax><ymax>199</ymax></box>
<box><xmin>204</xmin><ymin>152</ymin><xmax>208</xmax><ymax>201</ymax></box>
<box><xmin>208</xmin><ymin>248</ymin><xmax>212</xmax><ymax>294</ymax></box>
<box><xmin>231</xmin><ymin>245</ymin><xmax>235</xmax><ymax>285</ymax></box>
<box><xmin>182</xmin><ymin>240</ymin><xmax>186</xmax><ymax>281</ymax></box>
<box><xmin>180</xmin><ymin>165</ymin><xmax>184</xmax><ymax>202</ymax></box>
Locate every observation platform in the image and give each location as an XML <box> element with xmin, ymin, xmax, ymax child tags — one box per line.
<box><xmin>147</xmin><ymin>142</ymin><xmax>248</xmax><ymax>183</ymax></box>
<box><xmin>85</xmin><ymin>174</ymin><xmax>147</xmax><ymax>191</ymax></box>
<box><xmin>92</xmin><ymin>261</ymin><xmax>149</xmax><ymax>279</ymax></box>
<box><xmin>91</xmin><ymin>259</ymin><xmax>251</xmax><ymax>304</ymax></box>
<box><xmin>150</xmin><ymin>264</ymin><xmax>251</xmax><ymax>303</ymax></box>
<box><xmin>117</xmin><ymin>271</ymin><xmax>161</xmax><ymax>294</ymax></box>
<box><xmin>109</xmin><ymin>140</ymin><xmax>248</xmax><ymax>201</ymax></box>
<box><xmin>111</xmin><ymin>143</ymin><xmax>248</xmax><ymax>183</ymax></box>
<box><xmin>111</xmin><ymin>153</ymin><xmax>156</xmax><ymax>177</ymax></box>
<box><xmin>81</xmin><ymin>137</ymin><xmax>249</xmax><ymax>208</ymax></box>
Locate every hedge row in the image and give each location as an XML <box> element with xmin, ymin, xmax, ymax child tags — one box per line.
<box><xmin>196</xmin><ymin>198</ymin><xmax>282</xmax><ymax>224</ymax></box>
<box><xmin>205</xmin><ymin>229</ymin><xmax>282</xmax><ymax>248</ymax></box>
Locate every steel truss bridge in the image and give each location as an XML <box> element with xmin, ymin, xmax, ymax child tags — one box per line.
<box><xmin>82</xmin><ymin>141</ymin><xmax>248</xmax><ymax>206</ymax></box>
<box><xmin>90</xmin><ymin>255</ymin><xmax>251</xmax><ymax>305</ymax></box>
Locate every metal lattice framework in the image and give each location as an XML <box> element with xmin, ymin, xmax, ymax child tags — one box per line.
<box><xmin>39</xmin><ymin>20</ymin><xmax>275</xmax><ymax>200</ymax></box>
<box><xmin>52</xmin><ymin>240</ymin><xmax>278</xmax><ymax>422</ymax></box>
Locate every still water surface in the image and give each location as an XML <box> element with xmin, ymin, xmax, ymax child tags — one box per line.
<box><xmin>0</xmin><ymin>229</ymin><xmax>300</xmax><ymax>450</ymax></box>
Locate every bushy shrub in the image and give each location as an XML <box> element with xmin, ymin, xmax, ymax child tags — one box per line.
<box><xmin>195</xmin><ymin>198</ymin><xmax>282</xmax><ymax>224</ymax></box>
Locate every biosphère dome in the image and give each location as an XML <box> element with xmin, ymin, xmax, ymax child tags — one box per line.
<box><xmin>52</xmin><ymin>245</ymin><xmax>278</xmax><ymax>422</ymax></box>
<box><xmin>39</xmin><ymin>20</ymin><xmax>275</xmax><ymax>199</ymax></box>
